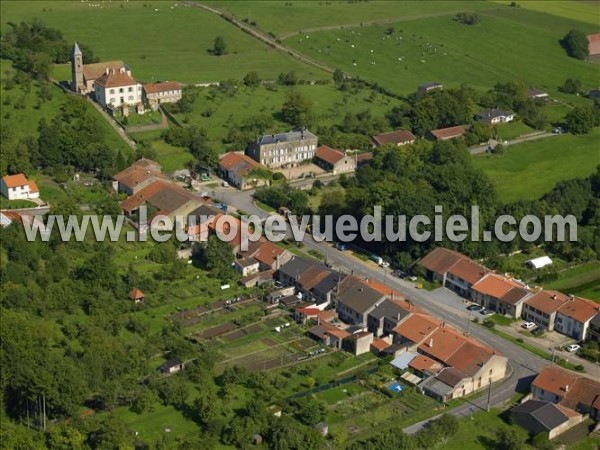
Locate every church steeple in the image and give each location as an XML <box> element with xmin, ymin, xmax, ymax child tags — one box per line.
<box><xmin>71</xmin><ymin>42</ymin><xmax>83</xmax><ymax>92</ymax></box>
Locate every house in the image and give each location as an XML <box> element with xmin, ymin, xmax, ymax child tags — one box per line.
<box><xmin>371</xmin><ymin>130</ymin><xmax>416</xmax><ymax>147</ymax></box>
<box><xmin>555</xmin><ymin>296</ymin><xmax>599</xmax><ymax>341</ymax></box>
<box><xmin>408</xmin><ymin>354</ymin><xmax>443</xmax><ymax>377</ymax></box>
<box><xmin>335</xmin><ymin>276</ymin><xmax>387</xmax><ymax>325</ymax></box>
<box><xmin>296</xmin><ymin>265</ymin><xmax>334</xmax><ymax>300</ymax></box>
<box><xmin>531</xmin><ymin>365</ymin><xmax>600</xmax><ymax>419</ymax></box>
<box><xmin>143</xmin><ymin>82</ymin><xmax>182</xmax><ymax>110</ymax></box>
<box><xmin>277</xmin><ymin>256</ymin><xmax>316</xmax><ymax>287</ymax></box>
<box><xmin>235</xmin><ymin>257</ymin><xmax>260</xmax><ymax>277</ymax></box>
<box><xmin>112</xmin><ymin>158</ymin><xmax>163</xmax><ymax>195</ymax></box>
<box><xmin>266</xmin><ymin>286</ymin><xmax>295</xmax><ymax>305</ymax></box>
<box><xmin>0</xmin><ymin>174</ymin><xmax>39</xmax><ymax>200</ymax></box>
<box><xmin>366</xmin><ymin>297</ymin><xmax>413</xmax><ymax>337</ymax></box>
<box><xmin>311</xmin><ymin>271</ymin><xmax>342</xmax><ymax>306</ymax></box>
<box><xmin>343</xmin><ymin>330</ymin><xmax>374</xmax><ymax>355</ymax></box>
<box><xmin>427</xmin><ymin>125</ymin><xmax>467</xmax><ymax>141</ymax></box>
<box><xmin>313</xmin><ymin>145</ymin><xmax>356</xmax><ymax>174</ymax></box>
<box><xmin>120</xmin><ymin>180</ymin><xmax>204</xmax><ymax>227</ymax></box>
<box><xmin>511</xmin><ymin>400</ymin><xmax>584</xmax><ymax>440</ymax></box>
<box><xmin>159</xmin><ymin>358</ymin><xmax>185</xmax><ymax>375</ymax></box>
<box><xmin>71</xmin><ymin>42</ymin><xmax>126</xmax><ymax>94</ymax></box>
<box><xmin>129</xmin><ymin>288</ymin><xmax>145</xmax><ymax>303</ymax></box>
<box><xmin>355</xmin><ymin>152</ymin><xmax>373</xmax><ymax>167</ymax></box>
<box><xmin>307</xmin><ymin>321</ymin><xmax>350</xmax><ymax>349</ymax></box>
<box><xmin>371</xmin><ymin>337</ymin><xmax>392</xmax><ymax>356</ymax></box>
<box><xmin>419</xmin><ymin>247</ymin><xmax>465</xmax><ymax>284</ymax></box>
<box><xmin>471</xmin><ymin>273</ymin><xmax>531</xmax><ymax>317</ymax></box>
<box><xmin>247</xmin><ymin>129</ymin><xmax>318</xmax><ymax>169</ymax></box>
<box><xmin>240</xmin><ymin>269</ymin><xmax>275</xmax><ymax>288</ymax></box>
<box><xmin>218</xmin><ymin>152</ymin><xmax>268</xmax><ymax>190</ymax></box>
<box><xmin>526</xmin><ymin>256</ymin><xmax>553</xmax><ymax>270</ymax></box>
<box><xmin>94</xmin><ymin>67</ymin><xmax>143</xmax><ymax>109</ymax></box>
<box><xmin>586</xmin><ymin>33</ymin><xmax>600</xmax><ymax>62</ymax></box>
<box><xmin>392</xmin><ymin>313</ymin><xmax>441</xmax><ymax>351</ymax></box>
<box><xmin>417</xmin><ymin>82</ymin><xmax>443</xmax><ymax>96</ymax></box>
<box><xmin>475</xmin><ymin>109</ymin><xmax>515</xmax><ymax>125</ymax></box>
<box><xmin>527</xmin><ymin>88</ymin><xmax>549</xmax><ymax>100</ymax></box>
<box><xmin>588</xmin><ymin>312</ymin><xmax>600</xmax><ymax>342</ymax></box>
<box><xmin>522</xmin><ymin>290</ymin><xmax>570</xmax><ymax>331</ymax></box>
<box><xmin>0</xmin><ymin>211</ymin><xmax>24</xmax><ymax>227</ymax></box>
<box><xmin>253</xmin><ymin>241</ymin><xmax>292</xmax><ymax>272</ymax></box>
<box><xmin>420</xmin><ymin>367</ymin><xmax>471</xmax><ymax>403</ymax></box>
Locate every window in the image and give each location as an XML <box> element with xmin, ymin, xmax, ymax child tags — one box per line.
<box><xmin>128</xmin><ymin>87</ymin><xmax>133</xmax><ymax>92</ymax></box>
<box><xmin>110</xmin><ymin>89</ymin><xmax>115</xmax><ymax>94</ymax></box>
<box><xmin>119</xmin><ymin>88</ymin><xmax>124</xmax><ymax>93</ymax></box>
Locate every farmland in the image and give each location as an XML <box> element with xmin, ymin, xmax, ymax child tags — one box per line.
<box><xmin>546</xmin><ymin>261</ymin><xmax>600</xmax><ymax>303</ymax></box>
<box><xmin>284</xmin><ymin>6</ymin><xmax>598</xmax><ymax>97</ymax></box>
<box><xmin>472</xmin><ymin>129</ymin><xmax>600</xmax><ymax>203</ymax></box>
<box><xmin>496</xmin><ymin>0</ymin><xmax>600</xmax><ymax>26</ymax></box>
<box><xmin>0</xmin><ymin>1</ymin><xmax>325</xmax><ymax>83</ymax></box>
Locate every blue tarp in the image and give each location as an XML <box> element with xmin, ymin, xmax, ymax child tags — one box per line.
<box><xmin>388</xmin><ymin>382</ymin><xmax>405</xmax><ymax>393</ymax></box>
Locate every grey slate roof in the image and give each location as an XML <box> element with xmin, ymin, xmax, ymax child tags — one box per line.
<box><xmin>436</xmin><ymin>367</ymin><xmax>468</xmax><ymax>388</ymax></box>
<box><xmin>590</xmin><ymin>312</ymin><xmax>600</xmax><ymax>328</ymax></box>
<box><xmin>257</xmin><ymin>129</ymin><xmax>317</xmax><ymax>146</ymax></box>
<box><xmin>368</xmin><ymin>298</ymin><xmax>410</xmax><ymax>321</ymax></box>
<box><xmin>512</xmin><ymin>400</ymin><xmax>570</xmax><ymax>433</ymax></box>
<box><xmin>475</xmin><ymin>108</ymin><xmax>513</xmax><ymax>120</ymax></box>
<box><xmin>337</xmin><ymin>277</ymin><xmax>386</xmax><ymax>314</ymax></box>
<box><xmin>420</xmin><ymin>376</ymin><xmax>454</xmax><ymax>396</ymax></box>
<box><xmin>312</xmin><ymin>272</ymin><xmax>341</xmax><ymax>295</ymax></box>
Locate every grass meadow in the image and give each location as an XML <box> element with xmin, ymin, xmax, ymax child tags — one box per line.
<box><xmin>0</xmin><ymin>1</ymin><xmax>325</xmax><ymax>84</ymax></box>
<box><xmin>472</xmin><ymin>129</ymin><xmax>600</xmax><ymax>203</ymax></box>
<box><xmin>495</xmin><ymin>0</ymin><xmax>600</xmax><ymax>26</ymax></box>
<box><xmin>284</xmin><ymin>6</ymin><xmax>599</xmax><ymax>97</ymax></box>
<box><xmin>546</xmin><ymin>261</ymin><xmax>600</xmax><ymax>302</ymax></box>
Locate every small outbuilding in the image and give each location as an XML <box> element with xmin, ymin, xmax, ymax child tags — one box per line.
<box><xmin>525</xmin><ymin>256</ymin><xmax>553</xmax><ymax>270</ymax></box>
<box><xmin>129</xmin><ymin>288</ymin><xmax>145</xmax><ymax>303</ymax></box>
<box><xmin>159</xmin><ymin>358</ymin><xmax>185</xmax><ymax>375</ymax></box>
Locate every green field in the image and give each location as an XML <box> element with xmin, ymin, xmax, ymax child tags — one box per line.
<box><xmin>496</xmin><ymin>0</ymin><xmax>600</xmax><ymax>26</ymax></box>
<box><xmin>175</xmin><ymin>83</ymin><xmax>397</xmax><ymax>143</ymax></box>
<box><xmin>473</xmin><ymin>129</ymin><xmax>600</xmax><ymax>203</ymax></box>
<box><xmin>284</xmin><ymin>6</ymin><xmax>599</xmax><ymax>97</ymax></box>
<box><xmin>212</xmin><ymin>1</ymin><xmax>497</xmax><ymax>38</ymax></box>
<box><xmin>546</xmin><ymin>261</ymin><xmax>600</xmax><ymax>302</ymax></box>
<box><xmin>0</xmin><ymin>1</ymin><xmax>325</xmax><ymax>84</ymax></box>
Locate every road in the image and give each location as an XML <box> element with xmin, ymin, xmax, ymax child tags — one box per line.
<box><xmin>220</xmin><ymin>190</ymin><xmax>554</xmax><ymax>432</ymax></box>
<box><xmin>469</xmin><ymin>131</ymin><xmax>558</xmax><ymax>155</ymax></box>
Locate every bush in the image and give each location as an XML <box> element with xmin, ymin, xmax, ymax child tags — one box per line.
<box><xmin>483</xmin><ymin>319</ymin><xmax>495</xmax><ymax>328</ymax></box>
<box><xmin>455</xmin><ymin>12</ymin><xmax>480</xmax><ymax>25</ymax></box>
<box><xmin>562</xmin><ymin>29</ymin><xmax>589</xmax><ymax>60</ymax></box>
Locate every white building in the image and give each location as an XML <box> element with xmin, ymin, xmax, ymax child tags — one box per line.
<box><xmin>0</xmin><ymin>174</ymin><xmax>39</xmax><ymax>200</ymax></box>
<box><xmin>526</xmin><ymin>256</ymin><xmax>553</xmax><ymax>270</ymax></box>
<box><xmin>94</xmin><ymin>67</ymin><xmax>143</xmax><ymax>109</ymax></box>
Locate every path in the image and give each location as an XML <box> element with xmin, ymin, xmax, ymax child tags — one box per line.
<box><xmin>185</xmin><ymin>1</ymin><xmax>334</xmax><ymax>74</ymax></box>
<box><xmin>470</xmin><ymin>131</ymin><xmax>557</xmax><ymax>155</ymax></box>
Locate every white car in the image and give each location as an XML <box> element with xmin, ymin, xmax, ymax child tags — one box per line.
<box><xmin>222</xmin><ymin>181</ymin><xmax>229</xmax><ymax>187</ymax></box>
<box><xmin>566</xmin><ymin>344</ymin><xmax>580</xmax><ymax>353</ymax></box>
<box><xmin>380</xmin><ymin>261</ymin><xmax>390</xmax><ymax>268</ymax></box>
<box><xmin>522</xmin><ymin>322</ymin><xmax>536</xmax><ymax>330</ymax></box>
<box><xmin>409</xmin><ymin>276</ymin><xmax>418</xmax><ymax>282</ymax></box>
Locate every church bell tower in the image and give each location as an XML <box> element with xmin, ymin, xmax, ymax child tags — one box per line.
<box><xmin>71</xmin><ymin>42</ymin><xmax>83</xmax><ymax>93</ymax></box>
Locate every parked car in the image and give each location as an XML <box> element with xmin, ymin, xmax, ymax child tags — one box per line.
<box><xmin>480</xmin><ymin>308</ymin><xmax>493</xmax><ymax>316</ymax></box>
<box><xmin>566</xmin><ymin>344</ymin><xmax>581</xmax><ymax>353</ymax></box>
<box><xmin>222</xmin><ymin>181</ymin><xmax>229</xmax><ymax>187</ymax></box>
<box><xmin>531</xmin><ymin>327</ymin><xmax>544</xmax><ymax>336</ymax></box>
<box><xmin>334</xmin><ymin>242</ymin><xmax>347</xmax><ymax>251</ymax></box>
<box><xmin>380</xmin><ymin>261</ymin><xmax>390</xmax><ymax>268</ymax></box>
<box><xmin>522</xmin><ymin>322</ymin><xmax>536</xmax><ymax>330</ymax></box>
<box><xmin>392</xmin><ymin>270</ymin><xmax>409</xmax><ymax>279</ymax></box>
<box><xmin>370</xmin><ymin>254</ymin><xmax>384</xmax><ymax>265</ymax></box>
<box><xmin>408</xmin><ymin>275</ymin><xmax>418</xmax><ymax>282</ymax></box>
<box><xmin>467</xmin><ymin>304</ymin><xmax>482</xmax><ymax>311</ymax></box>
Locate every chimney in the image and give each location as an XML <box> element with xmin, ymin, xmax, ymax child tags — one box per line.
<box><xmin>429</xmin><ymin>339</ymin><xmax>433</xmax><ymax>348</ymax></box>
<box><xmin>552</xmin><ymin>295</ymin><xmax>557</xmax><ymax>300</ymax></box>
<box><xmin>565</xmin><ymin>384</ymin><xmax>569</xmax><ymax>392</ymax></box>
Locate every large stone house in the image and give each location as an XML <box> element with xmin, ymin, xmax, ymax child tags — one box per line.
<box><xmin>247</xmin><ymin>130</ymin><xmax>318</xmax><ymax>169</ymax></box>
<box><xmin>522</xmin><ymin>290</ymin><xmax>570</xmax><ymax>331</ymax></box>
<box><xmin>112</xmin><ymin>158</ymin><xmax>164</xmax><ymax>196</ymax></box>
<box><xmin>94</xmin><ymin>67</ymin><xmax>143</xmax><ymax>109</ymax></box>
<box><xmin>143</xmin><ymin>82</ymin><xmax>182</xmax><ymax>110</ymax></box>
<box><xmin>554</xmin><ymin>296</ymin><xmax>599</xmax><ymax>341</ymax></box>
<box><xmin>71</xmin><ymin>42</ymin><xmax>125</xmax><ymax>94</ymax></box>
<box><xmin>313</xmin><ymin>146</ymin><xmax>356</xmax><ymax>174</ymax></box>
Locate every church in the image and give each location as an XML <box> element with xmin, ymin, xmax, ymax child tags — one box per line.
<box><xmin>71</xmin><ymin>42</ymin><xmax>143</xmax><ymax>111</ymax></box>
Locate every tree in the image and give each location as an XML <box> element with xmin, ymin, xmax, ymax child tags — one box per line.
<box><xmin>278</xmin><ymin>70</ymin><xmax>298</xmax><ymax>86</ymax></box>
<box><xmin>333</xmin><ymin>68</ymin><xmax>345</xmax><ymax>87</ymax></box>
<box><xmin>560</xmin><ymin>78</ymin><xmax>581</xmax><ymax>94</ymax></box>
<box><xmin>562</xmin><ymin>29</ymin><xmax>589</xmax><ymax>60</ymax></box>
<box><xmin>281</xmin><ymin>91</ymin><xmax>314</xmax><ymax>128</ymax></box>
<box><xmin>243</xmin><ymin>71</ymin><xmax>261</xmax><ymax>87</ymax></box>
<box><xmin>211</xmin><ymin>36</ymin><xmax>227</xmax><ymax>56</ymax></box>
<box><xmin>565</xmin><ymin>106</ymin><xmax>597</xmax><ymax>134</ymax></box>
<box><xmin>194</xmin><ymin>236</ymin><xmax>235</xmax><ymax>279</ymax></box>
<box><xmin>496</xmin><ymin>427</ymin><xmax>525</xmax><ymax>450</ymax></box>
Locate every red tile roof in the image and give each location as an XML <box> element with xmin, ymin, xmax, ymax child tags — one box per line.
<box><xmin>82</xmin><ymin>61</ymin><xmax>125</xmax><ymax>81</ymax></box>
<box><xmin>95</xmin><ymin>68</ymin><xmax>137</xmax><ymax>88</ymax></box>
<box><xmin>532</xmin><ymin>365</ymin><xmax>578</xmax><ymax>398</ymax></box>
<box><xmin>447</xmin><ymin>258</ymin><xmax>489</xmax><ymax>285</ymax></box>
<box><xmin>558</xmin><ymin>296</ymin><xmax>599</xmax><ymax>324</ymax></box>
<box><xmin>429</xmin><ymin>125</ymin><xmax>467</xmax><ymax>140</ymax></box>
<box><xmin>472</xmin><ymin>274</ymin><xmax>521</xmax><ymax>299</ymax></box>
<box><xmin>253</xmin><ymin>241</ymin><xmax>286</xmax><ymax>267</ymax></box>
<box><xmin>2</xmin><ymin>173</ymin><xmax>29</xmax><ymax>188</ymax></box>
<box><xmin>27</xmin><ymin>180</ymin><xmax>39</xmax><ymax>193</ymax></box>
<box><xmin>356</xmin><ymin>152</ymin><xmax>373</xmax><ymax>163</ymax></box>
<box><xmin>393</xmin><ymin>313</ymin><xmax>440</xmax><ymax>344</ymax></box>
<box><xmin>419</xmin><ymin>247</ymin><xmax>465</xmax><ymax>275</ymax></box>
<box><xmin>129</xmin><ymin>288</ymin><xmax>144</xmax><ymax>300</ymax></box>
<box><xmin>372</xmin><ymin>130</ymin><xmax>416</xmax><ymax>146</ymax></box>
<box><xmin>144</xmin><ymin>81</ymin><xmax>182</xmax><ymax>94</ymax></box>
<box><xmin>315</xmin><ymin>145</ymin><xmax>345</xmax><ymax>165</ymax></box>
<box><xmin>532</xmin><ymin>365</ymin><xmax>600</xmax><ymax>412</ymax></box>
<box><xmin>525</xmin><ymin>290</ymin><xmax>570</xmax><ymax>315</ymax></box>
<box><xmin>446</xmin><ymin>340</ymin><xmax>494</xmax><ymax>376</ymax></box>
<box><xmin>409</xmin><ymin>354</ymin><xmax>440</xmax><ymax>372</ymax></box>
<box><xmin>297</xmin><ymin>266</ymin><xmax>332</xmax><ymax>291</ymax></box>
<box><xmin>120</xmin><ymin>180</ymin><xmax>199</xmax><ymax>214</ymax></box>
<box><xmin>295</xmin><ymin>307</ymin><xmax>321</xmax><ymax>316</ymax></box>
<box><xmin>587</xmin><ymin>33</ymin><xmax>600</xmax><ymax>56</ymax></box>
<box><xmin>371</xmin><ymin>338</ymin><xmax>391</xmax><ymax>352</ymax></box>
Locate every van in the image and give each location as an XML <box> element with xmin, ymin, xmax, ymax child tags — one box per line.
<box><xmin>370</xmin><ymin>254</ymin><xmax>383</xmax><ymax>265</ymax></box>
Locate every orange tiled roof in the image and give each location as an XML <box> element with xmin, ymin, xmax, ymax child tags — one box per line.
<box><xmin>557</xmin><ymin>296</ymin><xmax>599</xmax><ymax>324</ymax></box>
<box><xmin>2</xmin><ymin>173</ymin><xmax>29</xmax><ymax>188</ymax></box>
<box><xmin>129</xmin><ymin>288</ymin><xmax>144</xmax><ymax>300</ymax></box>
<box><xmin>419</xmin><ymin>247</ymin><xmax>465</xmax><ymax>275</ymax></box>
<box><xmin>409</xmin><ymin>354</ymin><xmax>440</xmax><ymax>372</ymax></box>
<box><xmin>429</xmin><ymin>125</ymin><xmax>467</xmax><ymax>140</ymax></box>
<box><xmin>587</xmin><ymin>33</ymin><xmax>600</xmax><ymax>56</ymax></box>
<box><xmin>144</xmin><ymin>81</ymin><xmax>182</xmax><ymax>94</ymax></box>
<box><xmin>315</xmin><ymin>145</ymin><xmax>345</xmax><ymax>165</ymax></box>
<box><xmin>82</xmin><ymin>61</ymin><xmax>125</xmax><ymax>81</ymax></box>
<box><xmin>95</xmin><ymin>68</ymin><xmax>137</xmax><ymax>88</ymax></box>
<box><xmin>298</xmin><ymin>265</ymin><xmax>332</xmax><ymax>291</ymax></box>
<box><xmin>446</xmin><ymin>340</ymin><xmax>494</xmax><ymax>376</ymax></box>
<box><xmin>472</xmin><ymin>273</ymin><xmax>521</xmax><ymax>299</ymax></box>
<box><xmin>27</xmin><ymin>180</ymin><xmax>39</xmax><ymax>193</ymax></box>
<box><xmin>532</xmin><ymin>365</ymin><xmax>578</xmax><ymax>398</ymax></box>
<box><xmin>253</xmin><ymin>241</ymin><xmax>286</xmax><ymax>267</ymax></box>
<box><xmin>372</xmin><ymin>129</ymin><xmax>416</xmax><ymax>146</ymax></box>
<box><xmin>393</xmin><ymin>313</ymin><xmax>440</xmax><ymax>344</ymax></box>
<box><xmin>525</xmin><ymin>290</ymin><xmax>570</xmax><ymax>315</ymax></box>
<box><xmin>371</xmin><ymin>338</ymin><xmax>391</xmax><ymax>352</ymax></box>
<box><xmin>447</xmin><ymin>258</ymin><xmax>489</xmax><ymax>285</ymax></box>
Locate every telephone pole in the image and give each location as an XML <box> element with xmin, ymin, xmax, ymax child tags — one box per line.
<box><xmin>486</xmin><ymin>379</ymin><xmax>492</xmax><ymax>412</ymax></box>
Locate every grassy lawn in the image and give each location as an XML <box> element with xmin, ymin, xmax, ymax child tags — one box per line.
<box><xmin>284</xmin><ymin>6</ymin><xmax>598</xmax><ymax>97</ymax></box>
<box><xmin>212</xmin><ymin>1</ymin><xmax>497</xmax><ymax>38</ymax></box>
<box><xmin>0</xmin><ymin>1</ymin><xmax>324</xmax><ymax>83</ymax></box>
<box><xmin>493</xmin><ymin>120</ymin><xmax>535</xmax><ymax>140</ymax></box>
<box><xmin>0</xmin><ymin>198</ymin><xmax>37</xmax><ymax>209</ymax></box>
<box><xmin>472</xmin><ymin>129</ymin><xmax>600</xmax><ymax>203</ymax></box>
<box><xmin>122</xmin><ymin>110</ymin><xmax>163</xmax><ymax>127</ymax></box>
<box><xmin>128</xmin><ymin>131</ymin><xmax>193</xmax><ymax>173</ymax></box>
<box><xmin>546</xmin><ymin>262</ymin><xmax>600</xmax><ymax>303</ymax></box>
